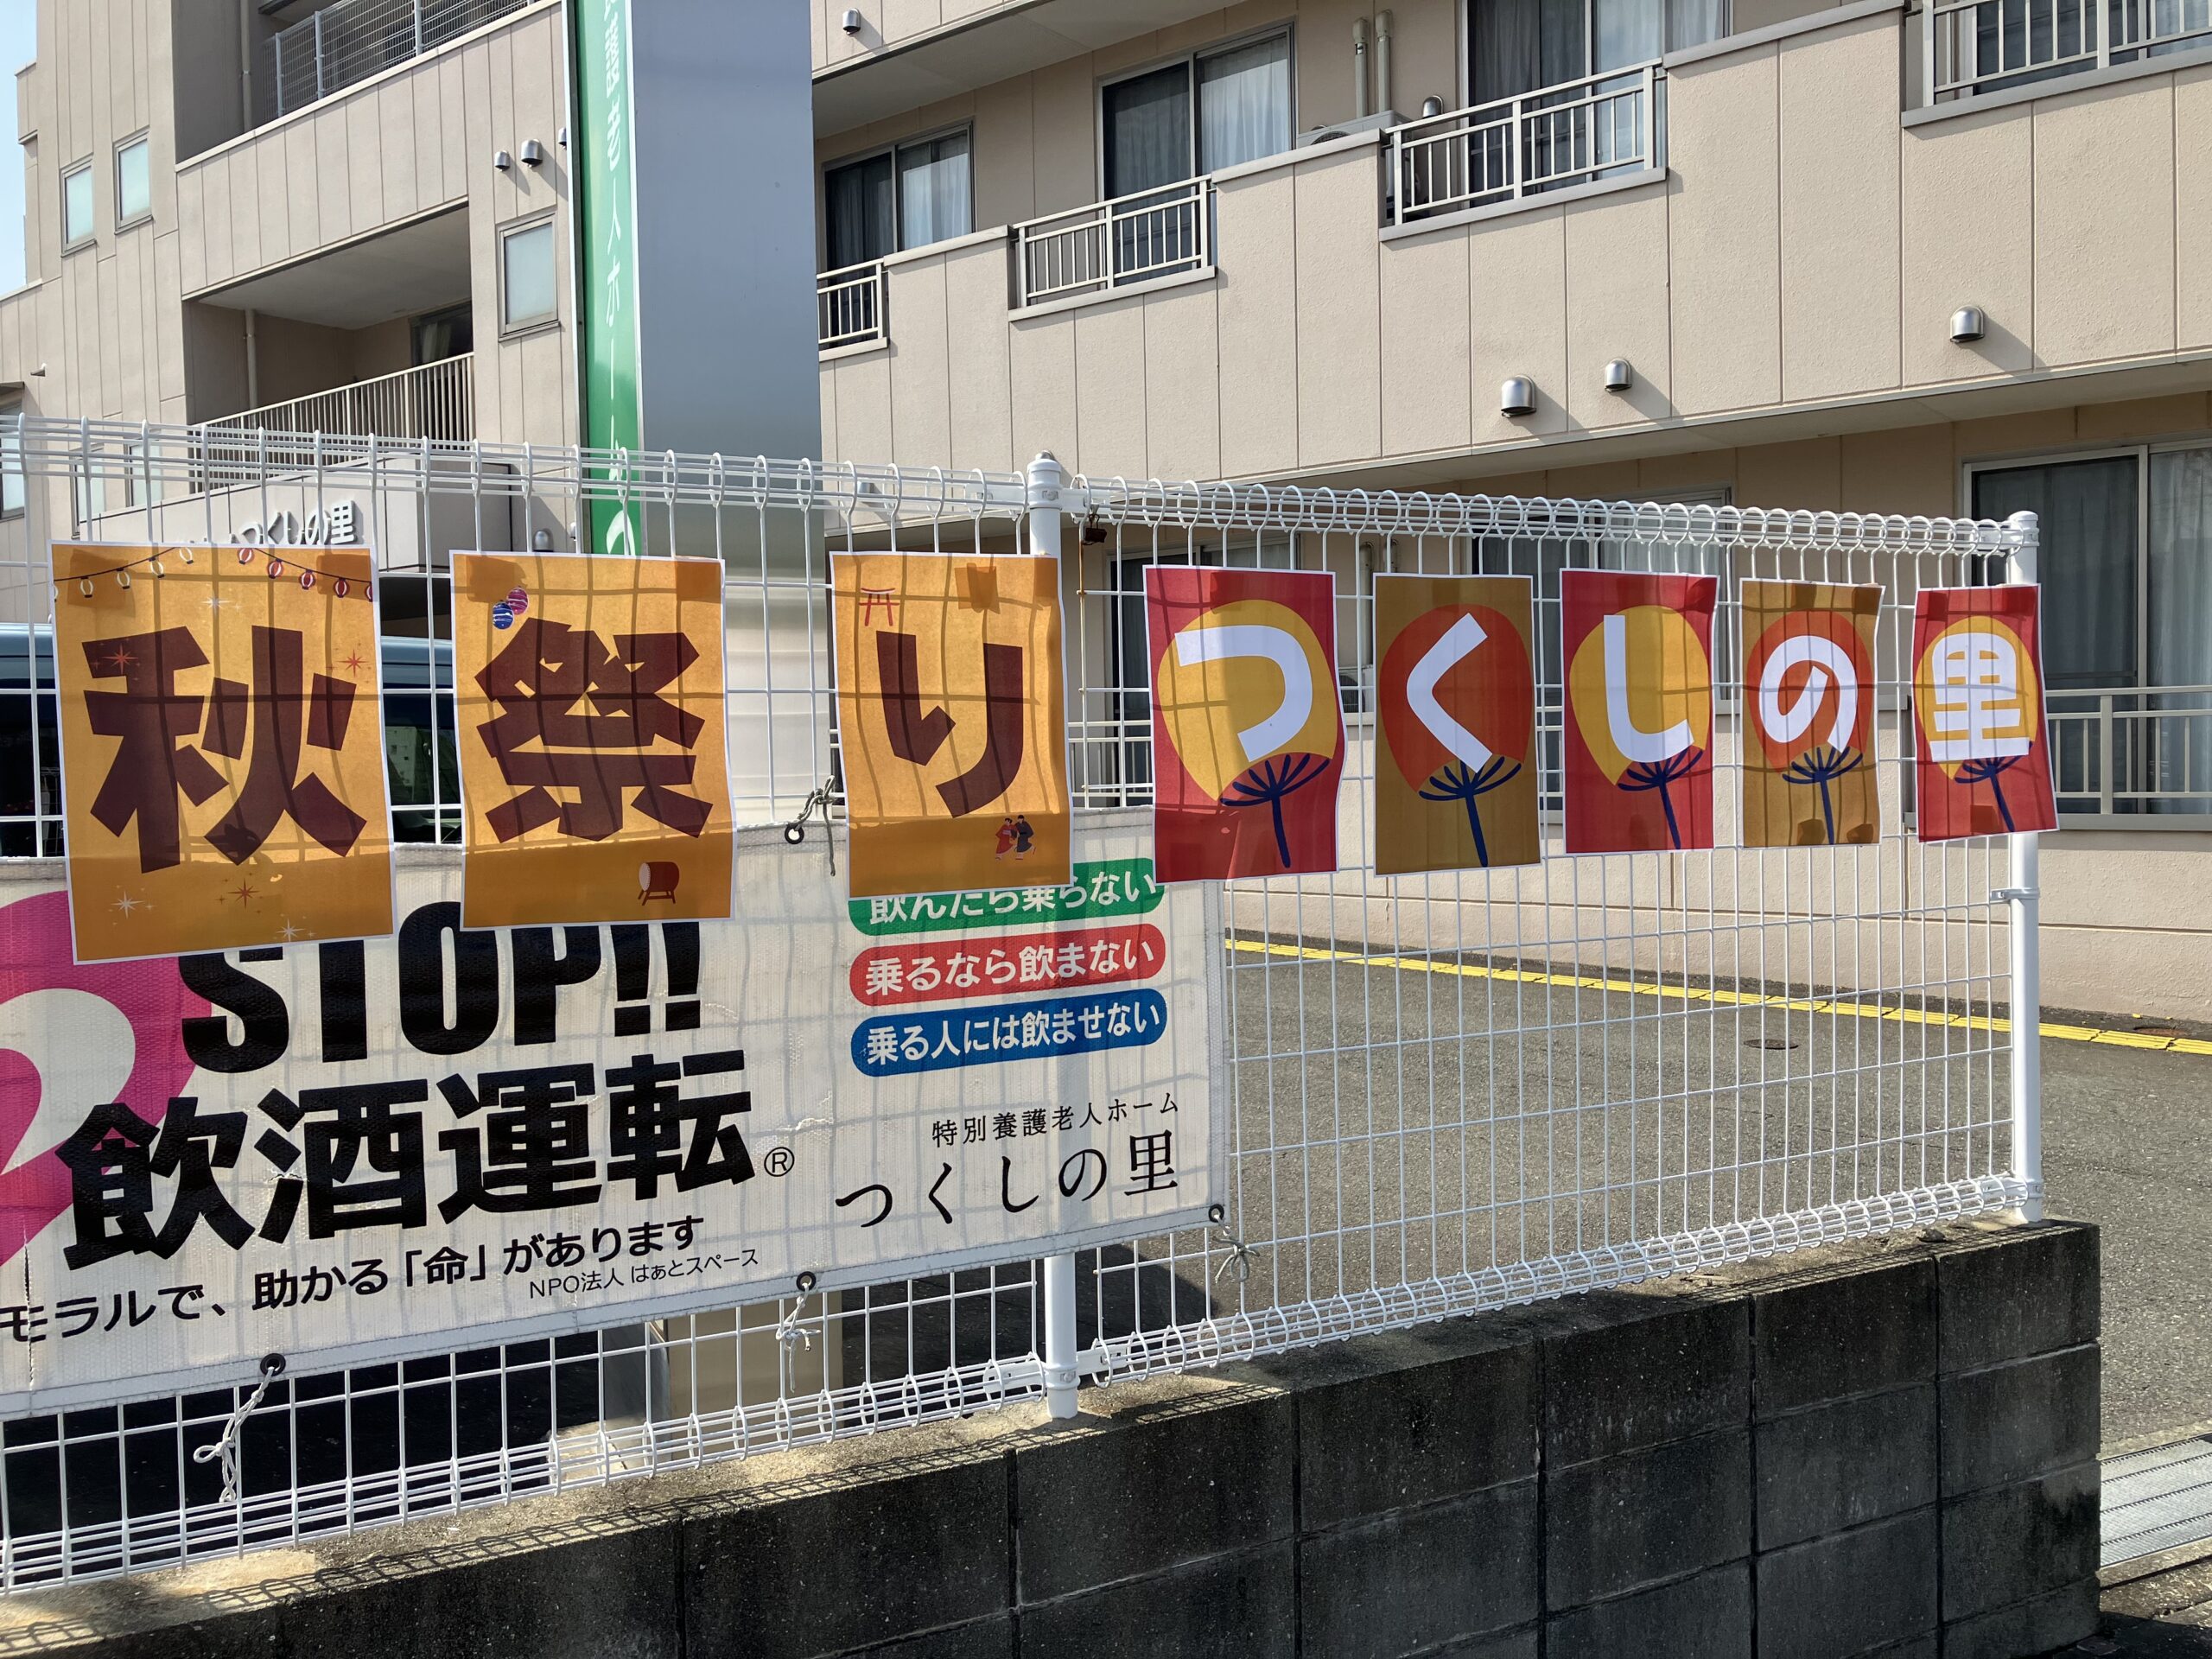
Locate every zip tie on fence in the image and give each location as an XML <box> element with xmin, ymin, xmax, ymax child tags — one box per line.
<box><xmin>1208</xmin><ymin>1204</ymin><xmax>1255</xmax><ymax>1287</ymax></box>
<box><xmin>192</xmin><ymin>1352</ymin><xmax>285</xmax><ymax>1504</ymax></box>
<box><xmin>781</xmin><ymin>779</ymin><xmax>838</xmax><ymax>874</ymax></box>
<box><xmin>775</xmin><ymin>1273</ymin><xmax>818</xmax><ymax>1395</ymax></box>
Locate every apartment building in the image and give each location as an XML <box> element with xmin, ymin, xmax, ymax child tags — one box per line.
<box><xmin>807</xmin><ymin>0</ymin><xmax>2212</xmax><ymax>1020</ymax></box>
<box><xmin>0</xmin><ymin>0</ymin><xmax>2202</xmax><ymax>1019</ymax></box>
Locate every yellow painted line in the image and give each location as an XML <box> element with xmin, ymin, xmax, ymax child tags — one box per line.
<box><xmin>1229</xmin><ymin>937</ymin><xmax>2202</xmax><ymax>1052</ymax></box>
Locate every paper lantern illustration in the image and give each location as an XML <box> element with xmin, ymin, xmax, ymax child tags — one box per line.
<box><xmin>1913</xmin><ymin>615</ymin><xmax>2041</xmax><ymax>832</ymax></box>
<box><xmin>1567</xmin><ymin>604</ymin><xmax>1712</xmax><ymax>849</ymax></box>
<box><xmin>1747</xmin><ymin>608</ymin><xmax>1874</xmax><ymax>846</ymax></box>
<box><xmin>1156</xmin><ymin>598</ymin><xmax>1339</xmax><ymax>868</ymax></box>
<box><xmin>1378</xmin><ymin>605</ymin><xmax>1533</xmax><ymax>868</ymax></box>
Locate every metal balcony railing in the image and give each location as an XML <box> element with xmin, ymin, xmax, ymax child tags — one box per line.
<box><xmin>1388</xmin><ymin>64</ymin><xmax>1660</xmax><ymax>227</ymax></box>
<box><xmin>818</xmin><ymin>261</ymin><xmax>886</xmax><ymax>349</ymax></box>
<box><xmin>260</xmin><ymin>0</ymin><xmax>529</xmax><ymax>123</ymax></box>
<box><xmin>2047</xmin><ymin>685</ymin><xmax>2212</xmax><ymax>823</ymax></box>
<box><xmin>1015</xmin><ymin>179</ymin><xmax>1211</xmax><ymax>308</ymax></box>
<box><xmin>1927</xmin><ymin>0</ymin><xmax>2212</xmax><ymax>100</ymax></box>
<box><xmin>200</xmin><ymin>355</ymin><xmax>475</xmax><ymax>449</ymax></box>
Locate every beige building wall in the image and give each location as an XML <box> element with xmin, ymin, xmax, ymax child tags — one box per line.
<box><xmin>816</xmin><ymin>3</ymin><xmax>2212</xmax><ymax>496</ymax></box>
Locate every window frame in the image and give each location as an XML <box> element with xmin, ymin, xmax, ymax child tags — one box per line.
<box><xmin>0</xmin><ymin>402</ymin><xmax>22</xmax><ymax>521</ymax></box>
<box><xmin>59</xmin><ymin>157</ymin><xmax>94</xmax><ymax>251</ymax></box>
<box><xmin>817</xmin><ymin>121</ymin><xmax>976</xmax><ymax>271</ymax></box>
<box><xmin>1456</xmin><ymin>0</ymin><xmax>1734</xmax><ymax>107</ymax></box>
<box><xmin>496</xmin><ymin>211</ymin><xmax>561</xmax><ymax>337</ymax></box>
<box><xmin>113</xmin><ymin>130</ymin><xmax>151</xmax><ymax>230</ymax></box>
<box><xmin>1093</xmin><ymin>24</ymin><xmax>1297</xmax><ymax>202</ymax></box>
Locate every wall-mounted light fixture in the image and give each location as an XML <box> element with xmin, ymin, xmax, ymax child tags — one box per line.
<box><xmin>1603</xmin><ymin>359</ymin><xmax>1634</xmax><ymax>393</ymax></box>
<box><xmin>841</xmin><ymin>8</ymin><xmax>863</xmax><ymax>33</ymax></box>
<box><xmin>1949</xmin><ymin>306</ymin><xmax>1986</xmax><ymax>344</ymax></box>
<box><xmin>520</xmin><ymin>139</ymin><xmax>546</xmax><ymax>168</ymax></box>
<box><xmin>493</xmin><ymin>149</ymin><xmax>512</xmax><ymax>171</ymax></box>
<box><xmin>532</xmin><ymin>528</ymin><xmax>554</xmax><ymax>552</ymax></box>
<box><xmin>1500</xmin><ymin>377</ymin><xmax>1536</xmax><ymax>417</ymax></box>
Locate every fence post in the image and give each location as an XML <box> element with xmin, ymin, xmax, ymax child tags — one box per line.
<box><xmin>2005</xmin><ymin>508</ymin><xmax>2044</xmax><ymax>1224</ymax></box>
<box><xmin>1027</xmin><ymin>448</ymin><xmax>1082</xmax><ymax>1421</ymax></box>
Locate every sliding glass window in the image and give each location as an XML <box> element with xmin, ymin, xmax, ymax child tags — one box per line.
<box><xmin>823</xmin><ymin>130</ymin><xmax>972</xmax><ymax>270</ymax></box>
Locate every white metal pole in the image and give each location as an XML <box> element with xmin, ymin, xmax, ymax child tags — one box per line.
<box><xmin>1028</xmin><ymin>449</ymin><xmax>1083</xmax><ymax>1419</ymax></box>
<box><xmin>2005</xmin><ymin>508</ymin><xmax>2044</xmax><ymax>1223</ymax></box>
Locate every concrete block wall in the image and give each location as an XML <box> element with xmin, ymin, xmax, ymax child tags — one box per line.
<box><xmin>10</xmin><ymin>1219</ymin><xmax>2099</xmax><ymax>1658</ymax></box>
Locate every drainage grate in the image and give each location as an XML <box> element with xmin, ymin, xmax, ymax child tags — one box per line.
<box><xmin>2102</xmin><ymin>1435</ymin><xmax>2212</xmax><ymax>1570</ymax></box>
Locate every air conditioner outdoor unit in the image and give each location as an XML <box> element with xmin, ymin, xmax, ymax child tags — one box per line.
<box><xmin>1296</xmin><ymin>110</ymin><xmax>1404</xmax><ymax>148</ymax></box>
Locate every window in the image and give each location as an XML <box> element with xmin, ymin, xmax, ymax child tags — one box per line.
<box><xmin>60</xmin><ymin>160</ymin><xmax>92</xmax><ymax>248</ymax></box>
<box><xmin>115</xmin><ymin>135</ymin><xmax>149</xmax><ymax>226</ymax></box>
<box><xmin>0</xmin><ymin>626</ymin><xmax>60</xmax><ymax>857</ymax></box>
<box><xmin>411</xmin><ymin>302</ymin><xmax>474</xmax><ymax>365</ymax></box>
<box><xmin>1970</xmin><ymin>445</ymin><xmax>2212</xmax><ymax>817</ymax></box>
<box><xmin>1100</xmin><ymin>32</ymin><xmax>1293</xmax><ymax>200</ymax></box>
<box><xmin>823</xmin><ymin>129</ymin><xmax>972</xmax><ymax>270</ymax></box>
<box><xmin>1468</xmin><ymin>0</ymin><xmax>1727</xmax><ymax>102</ymax></box>
<box><xmin>499</xmin><ymin>218</ymin><xmax>557</xmax><ymax>331</ymax></box>
<box><xmin>0</xmin><ymin>406</ymin><xmax>22</xmax><ymax>519</ymax></box>
<box><xmin>378</xmin><ymin>573</ymin><xmax>461</xmax><ymax>843</ymax></box>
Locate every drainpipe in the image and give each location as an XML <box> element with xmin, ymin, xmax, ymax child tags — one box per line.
<box><xmin>1376</xmin><ymin>11</ymin><xmax>1394</xmax><ymax>115</ymax></box>
<box><xmin>245</xmin><ymin>308</ymin><xmax>260</xmax><ymax>408</ymax></box>
<box><xmin>1353</xmin><ymin>17</ymin><xmax>1371</xmax><ymax>118</ymax></box>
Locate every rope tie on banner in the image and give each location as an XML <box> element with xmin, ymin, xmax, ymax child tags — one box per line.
<box><xmin>1208</xmin><ymin>1204</ymin><xmax>1255</xmax><ymax>1287</ymax></box>
<box><xmin>192</xmin><ymin>1353</ymin><xmax>285</xmax><ymax>1504</ymax></box>
<box><xmin>781</xmin><ymin>779</ymin><xmax>838</xmax><ymax>874</ymax></box>
<box><xmin>775</xmin><ymin>1274</ymin><xmax>818</xmax><ymax>1395</ymax></box>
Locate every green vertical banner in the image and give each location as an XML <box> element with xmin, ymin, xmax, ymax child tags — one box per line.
<box><xmin>573</xmin><ymin>0</ymin><xmax>643</xmax><ymax>556</ymax></box>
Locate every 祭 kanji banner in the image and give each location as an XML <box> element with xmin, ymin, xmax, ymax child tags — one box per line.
<box><xmin>453</xmin><ymin>551</ymin><xmax>733</xmax><ymax>928</ymax></box>
<box><xmin>1741</xmin><ymin>581</ymin><xmax>1883</xmax><ymax>848</ymax></box>
<box><xmin>831</xmin><ymin>552</ymin><xmax>1071</xmax><ymax>899</ymax></box>
<box><xmin>53</xmin><ymin>542</ymin><xmax>394</xmax><ymax>963</ymax></box>
<box><xmin>1146</xmin><ymin>566</ymin><xmax>1343</xmax><ymax>882</ymax></box>
<box><xmin>0</xmin><ymin>818</ymin><xmax>1221</xmax><ymax>1408</ymax></box>
<box><xmin>1561</xmin><ymin>570</ymin><xmax>1718</xmax><ymax>854</ymax></box>
<box><xmin>1372</xmin><ymin>575</ymin><xmax>1541</xmax><ymax>874</ymax></box>
<box><xmin>1911</xmin><ymin>585</ymin><xmax>2056</xmax><ymax>841</ymax></box>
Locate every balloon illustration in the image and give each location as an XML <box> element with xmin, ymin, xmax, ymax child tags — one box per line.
<box><xmin>1379</xmin><ymin>604</ymin><xmax>1533</xmax><ymax>868</ymax></box>
<box><xmin>1567</xmin><ymin>604</ymin><xmax>1712</xmax><ymax>849</ymax></box>
<box><xmin>1747</xmin><ymin>608</ymin><xmax>1874</xmax><ymax>845</ymax></box>
<box><xmin>1914</xmin><ymin>615</ymin><xmax>2040</xmax><ymax>832</ymax></box>
<box><xmin>1156</xmin><ymin>598</ymin><xmax>1339</xmax><ymax>868</ymax></box>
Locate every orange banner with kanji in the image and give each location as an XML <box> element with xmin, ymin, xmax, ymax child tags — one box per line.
<box><xmin>832</xmin><ymin>551</ymin><xmax>1071</xmax><ymax>899</ymax></box>
<box><xmin>54</xmin><ymin>541</ymin><xmax>393</xmax><ymax>963</ymax></box>
<box><xmin>1911</xmin><ymin>584</ymin><xmax>2056</xmax><ymax>842</ymax></box>
<box><xmin>1740</xmin><ymin>580</ymin><xmax>1883</xmax><ymax>848</ymax></box>
<box><xmin>1373</xmin><ymin>574</ymin><xmax>1541</xmax><ymax>874</ymax></box>
<box><xmin>453</xmin><ymin>551</ymin><xmax>734</xmax><ymax>926</ymax></box>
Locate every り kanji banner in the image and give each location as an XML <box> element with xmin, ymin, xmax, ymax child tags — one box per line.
<box><xmin>1741</xmin><ymin>581</ymin><xmax>1883</xmax><ymax>848</ymax></box>
<box><xmin>831</xmin><ymin>552</ymin><xmax>1070</xmax><ymax>899</ymax></box>
<box><xmin>54</xmin><ymin>542</ymin><xmax>394</xmax><ymax>963</ymax></box>
<box><xmin>1373</xmin><ymin>575</ymin><xmax>1541</xmax><ymax>874</ymax></box>
<box><xmin>454</xmin><ymin>552</ymin><xmax>733</xmax><ymax>928</ymax></box>
<box><xmin>1147</xmin><ymin>567</ymin><xmax>1343</xmax><ymax>882</ymax></box>
<box><xmin>1911</xmin><ymin>585</ymin><xmax>2056</xmax><ymax>841</ymax></box>
<box><xmin>1561</xmin><ymin>570</ymin><xmax>1718</xmax><ymax>854</ymax></box>
<box><xmin>0</xmin><ymin>818</ymin><xmax>1220</xmax><ymax>1408</ymax></box>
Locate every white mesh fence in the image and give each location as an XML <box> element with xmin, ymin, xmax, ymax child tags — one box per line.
<box><xmin>0</xmin><ymin>419</ymin><xmax>2036</xmax><ymax>1588</ymax></box>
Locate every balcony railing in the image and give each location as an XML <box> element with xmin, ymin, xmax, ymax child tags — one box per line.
<box><xmin>1927</xmin><ymin>0</ymin><xmax>2212</xmax><ymax>100</ymax></box>
<box><xmin>260</xmin><ymin>0</ymin><xmax>528</xmax><ymax>123</ymax></box>
<box><xmin>200</xmin><ymin>354</ymin><xmax>475</xmax><ymax>448</ymax></box>
<box><xmin>1388</xmin><ymin>64</ymin><xmax>1660</xmax><ymax>227</ymax></box>
<box><xmin>2047</xmin><ymin>685</ymin><xmax>2212</xmax><ymax>822</ymax></box>
<box><xmin>1014</xmin><ymin>179</ymin><xmax>1211</xmax><ymax>308</ymax></box>
<box><xmin>818</xmin><ymin>261</ymin><xmax>886</xmax><ymax>350</ymax></box>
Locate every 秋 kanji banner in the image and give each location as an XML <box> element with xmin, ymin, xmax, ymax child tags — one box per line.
<box><xmin>53</xmin><ymin>542</ymin><xmax>393</xmax><ymax>963</ymax></box>
<box><xmin>1911</xmin><ymin>585</ymin><xmax>2056</xmax><ymax>841</ymax></box>
<box><xmin>1741</xmin><ymin>581</ymin><xmax>1883</xmax><ymax>848</ymax></box>
<box><xmin>1147</xmin><ymin>567</ymin><xmax>1343</xmax><ymax>882</ymax></box>
<box><xmin>1561</xmin><ymin>570</ymin><xmax>1718</xmax><ymax>854</ymax></box>
<box><xmin>0</xmin><ymin>818</ymin><xmax>1221</xmax><ymax>1409</ymax></box>
<box><xmin>831</xmin><ymin>552</ymin><xmax>1070</xmax><ymax>899</ymax></box>
<box><xmin>1373</xmin><ymin>575</ymin><xmax>1540</xmax><ymax>874</ymax></box>
<box><xmin>453</xmin><ymin>552</ymin><xmax>733</xmax><ymax>928</ymax></box>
